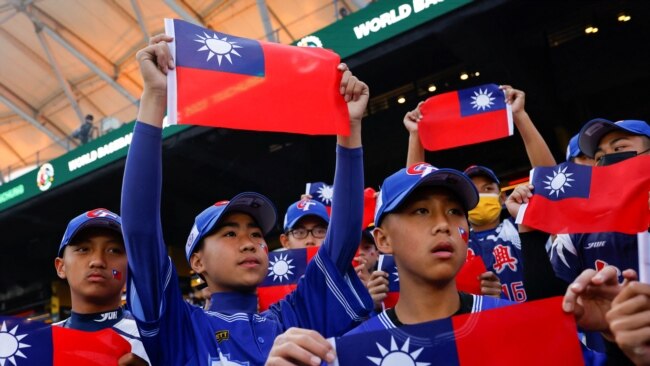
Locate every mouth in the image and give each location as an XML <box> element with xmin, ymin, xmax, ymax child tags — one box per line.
<box><xmin>87</xmin><ymin>272</ymin><xmax>106</xmax><ymax>281</ymax></box>
<box><xmin>431</xmin><ymin>242</ymin><xmax>454</xmax><ymax>259</ymax></box>
<box><xmin>239</xmin><ymin>257</ymin><xmax>261</xmax><ymax>268</ymax></box>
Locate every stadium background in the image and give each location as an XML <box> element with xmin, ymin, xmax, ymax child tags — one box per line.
<box><xmin>0</xmin><ymin>0</ymin><xmax>648</xmax><ymax>321</ymax></box>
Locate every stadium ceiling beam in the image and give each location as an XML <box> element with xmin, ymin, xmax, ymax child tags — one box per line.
<box><xmin>0</xmin><ymin>82</ymin><xmax>75</xmax><ymax>148</ymax></box>
<box><xmin>256</xmin><ymin>0</ymin><xmax>276</xmax><ymax>42</ymax></box>
<box><xmin>0</xmin><ymin>88</ymin><xmax>71</xmax><ymax>151</ymax></box>
<box><xmin>163</xmin><ymin>0</ymin><xmax>204</xmax><ymax>25</ymax></box>
<box><xmin>33</xmin><ymin>24</ymin><xmax>86</xmax><ymax>126</ymax></box>
<box><xmin>129</xmin><ymin>0</ymin><xmax>150</xmax><ymax>43</ymax></box>
<box><xmin>265</xmin><ymin>3</ymin><xmax>294</xmax><ymax>42</ymax></box>
<box><xmin>0</xmin><ymin>135</ymin><xmax>26</xmax><ymax>166</ymax></box>
<box><xmin>17</xmin><ymin>4</ymin><xmax>140</xmax><ymax>105</ymax></box>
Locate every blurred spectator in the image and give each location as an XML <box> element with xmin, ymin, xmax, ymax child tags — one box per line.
<box><xmin>72</xmin><ymin>114</ymin><xmax>97</xmax><ymax>144</ymax></box>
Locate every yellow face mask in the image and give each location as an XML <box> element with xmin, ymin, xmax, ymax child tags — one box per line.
<box><xmin>468</xmin><ymin>193</ymin><xmax>501</xmax><ymax>226</ymax></box>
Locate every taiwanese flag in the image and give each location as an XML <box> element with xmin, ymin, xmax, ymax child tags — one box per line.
<box><xmin>258</xmin><ymin>247</ymin><xmax>319</xmax><ymax>311</ymax></box>
<box><xmin>330</xmin><ymin>297</ymin><xmax>584</xmax><ymax>365</ymax></box>
<box><xmin>419</xmin><ymin>83</ymin><xmax>513</xmax><ymax>151</ymax></box>
<box><xmin>516</xmin><ymin>155</ymin><xmax>650</xmax><ymax>234</ymax></box>
<box><xmin>306</xmin><ymin>182</ymin><xmax>334</xmax><ymax>214</ymax></box>
<box><xmin>379</xmin><ymin>254</ymin><xmax>486</xmax><ymax>309</ymax></box>
<box><xmin>165</xmin><ymin>19</ymin><xmax>349</xmax><ymax>135</ymax></box>
<box><xmin>362</xmin><ymin>187</ymin><xmax>377</xmax><ymax>229</ymax></box>
<box><xmin>0</xmin><ymin>316</ymin><xmax>131</xmax><ymax>365</ymax></box>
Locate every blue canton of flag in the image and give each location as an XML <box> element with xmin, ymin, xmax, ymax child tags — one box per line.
<box><xmin>172</xmin><ymin>19</ymin><xmax>264</xmax><ymax>77</ymax></box>
<box><xmin>261</xmin><ymin>249</ymin><xmax>309</xmax><ymax>286</ymax></box>
<box><xmin>0</xmin><ymin>316</ymin><xmax>53</xmax><ymax>365</ymax></box>
<box><xmin>305</xmin><ymin>182</ymin><xmax>334</xmax><ymax>206</ymax></box>
<box><xmin>378</xmin><ymin>255</ymin><xmax>400</xmax><ymax>292</ymax></box>
<box><xmin>458</xmin><ymin>84</ymin><xmax>507</xmax><ymax>117</ymax></box>
<box><xmin>331</xmin><ymin>318</ymin><xmax>460</xmax><ymax>365</ymax></box>
<box><xmin>530</xmin><ymin>162</ymin><xmax>591</xmax><ymax>201</ymax></box>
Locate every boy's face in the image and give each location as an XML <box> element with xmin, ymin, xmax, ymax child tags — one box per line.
<box><xmin>595</xmin><ymin>130</ymin><xmax>650</xmax><ymax>162</ymax></box>
<box><xmin>358</xmin><ymin>237</ymin><xmax>378</xmax><ymax>270</ymax></box>
<box><xmin>280</xmin><ymin>216</ymin><xmax>328</xmax><ymax>249</ymax></box>
<box><xmin>374</xmin><ymin>186</ymin><xmax>469</xmax><ymax>286</ymax></box>
<box><xmin>55</xmin><ymin>228</ymin><xmax>126</xmax><ymax>306</ymax></box>
<box><xmin>191</xmin><ymin>212</ymin><xmax>269</xmax><ymax>292</ymax></box>
<box><xmin>470</xmin><ymin>175</ymin><xmax>500</xmax><ymax>196</ymax></box>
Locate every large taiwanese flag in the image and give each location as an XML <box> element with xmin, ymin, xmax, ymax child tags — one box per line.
<box><xmin>0</xmin><ymin>316</ymin><xmax>131</xmax><ymax>365</ymax></box>
<box><xmin>258</xmin><ymin>247</ymin><xmax>319</xmax><ymax>311</ymax></box>
<box><xmin>419</xmin><ymin>84</ymin><xmax>513</xmax><ymax>151</ymax></box>
<box><xmin>165</xmin><ymin>19</ymin><xmax>349</xmax><ymax>135</ymax></box>
<box><xmin>379</xmin><ymin>254</ymin><xmax>486</xmax><ymax>309</ymax></box>
<box><xmin>516</xmin><ymin>155</ymin><xmax>650</xmax><ymax>234</ymax></box>
<box><xmin>329</xmin><ymin>297</ymin><xmax>584</xmax><ymax>365</ymax></box>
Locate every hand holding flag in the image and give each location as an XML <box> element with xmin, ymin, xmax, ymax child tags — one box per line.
<box><xmin>515</xmin><ymin>155</ymin><xmax>650</xmax><ymax>234</ymax></box>
<box><xmin>418</xmin><ymin>83</ymin><xmax>514</xmax><ymax>151</ymax></box>
<box><xmin>164</xmin><ymin>19</ymin><xmax>350</xmax><ymax>135</ymax></box>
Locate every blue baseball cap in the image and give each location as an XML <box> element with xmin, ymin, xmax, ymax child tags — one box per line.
<box><xmin>59</xmin><ymin>208</ymin><xmax>122</xmax><ymax>257</ymax></box>
<box><xmin>566</xmin><ymin>134</ymin><xmax>582</xmax><ymax>161</ymax></box>
<box><xmin>463</xmin><ymin>165</ymin><xmax>500</xmax><ymax>185</ymax></box>
<box><xmin>185</xmin><ymin>192</ymin><xmax>277</xmax><ymax>262</ymax></box>
<box><xmin>375</xmin><ymin>163</ymin><xmax>479</xmax><ymax>227</ymax></box>
<box><xmin>579</xmin><ymin>119</ymin><xmax>650</xmax><ymax>157</ymax></box>
<box><xmin>283</xmin><ymin>199</ymin><xmax>330</xmax><ymax>232</ymax></box>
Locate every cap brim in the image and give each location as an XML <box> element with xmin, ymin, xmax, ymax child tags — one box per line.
<box><xmin>219</xmin><ymin>192</ymin><xmax>277</xmax><ymax>235</ymax></box>
<box><xmin>578</xmin><ymin>118</ymin><xmax>617</xmax><ymax>157</ymax></box>
<box><xmin>464</xmin><ymin>166</ymin><xmax>500</xmax><ymax>185</ymax></box>
<box><xmin>285</xmin><ymin>211</ymin><xmax>330</xmax><ymax>232</ymax></box>
<box><xmin>384</xmin><ymin>169</ymin><xmax>479</xmax><ymax>215</ymax></box>
<box><xmin>59</xmin><ymin>217</ymin><xmax>122</xmax><ymax>256</ymax></box>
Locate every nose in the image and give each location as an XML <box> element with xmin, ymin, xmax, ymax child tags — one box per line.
<box><xmin>431</xmin><ymin>213</ymin><xmax>451</xmax><ymax>236</ymax></box>
<box><xmin>240</xmin><ymin>237</ymin><xmax>258</xmax><ymax>252</ymax></box>
<box><xmin>89</xmin><ymin>250</ymin><xmax>107</xmax><ymax>268</ymax></box>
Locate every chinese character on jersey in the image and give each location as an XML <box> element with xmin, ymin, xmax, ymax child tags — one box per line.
<box><xmin>492</xmin><ymin>244</ymin><xmax>518</xmax><ymax>273</ymax></box>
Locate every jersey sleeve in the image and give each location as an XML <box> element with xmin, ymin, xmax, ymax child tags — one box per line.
<box><xmin>121</xmin><ymin>122</ymin><xmax>195</xmax><ymax>365</ymax></box>
<box><xmin>549</xmin><ymin>233</ymin><xmax>581</xmax><ymax>283</ymax></box>
<box><xmin>265</xmin><ymin>145</ymin><xmax>373</xmax><ymax>337</ymax></box>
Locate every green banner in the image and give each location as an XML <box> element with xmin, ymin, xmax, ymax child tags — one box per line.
<box><xmin>293</xmin><ymin>0</ymin><xmax>472</xmax><ymax>59</ymax></box>
<box><xmin>0</xmin><ymin>122</ymin><xmax>189</xmax><ymax>212</ymax></box>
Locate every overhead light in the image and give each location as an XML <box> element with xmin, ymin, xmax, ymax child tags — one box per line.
<box><xmin>397</xmin><ymin>96</ymin><xmax>406</xmax><ymax>104</ymax></box>
<box><xmin>474</xmin><ymin>71</ymin><xmax>480</xmax><ymax>77</ymax></box>
<box><xmin>617</xmin><ymin>13</ymin><xmax>631</xmax><ymax>22</ymax></box>
<box><xmin>460</xmin><ymin>72</ymin><xmax>469</xmax><ymax>80</ymax></box>
<box><xmin>427</xmin><ymin>84</ymin><xmax>437</xmax><ymax>92</ymax></box>
<box><xmin>584</xmin><ymin>26</ymin><xmax>598</xmax><ymax>34</ymax></box>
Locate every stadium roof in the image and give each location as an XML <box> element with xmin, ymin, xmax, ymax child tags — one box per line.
<box><xmin>0</xmin><ymin>0</ymin><xmax>365</xmax><ymax>182</ymax></box>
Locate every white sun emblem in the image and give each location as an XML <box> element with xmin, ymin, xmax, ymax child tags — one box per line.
<box><xmin>543</xmin><ymin>166</ymin><xmax>575</xmax><ymax>197</ymax></box>
<box><xmin>316</xmin><ymin>185</ymin><xmax>333</xmax><ymax>206</ymax></box>
<box><xmin>195</xmin><ymin>32</ymin><xmax>242</xmax><ymax>66</ymax></box>
<box><xmin>267</xmin><ymin>254</ymin><xmax>295</xmax><ymax>282</ymax></box>
<box><xmin>0</xmin><ymin>321</ymin><xmax>31</xmax><ymax>366</ymax></box>
<box><xmin>470</xmin><ymin>88</ymin><xmax>495</xmax><ymax>111</ymax></box>
<box><xmin>368</xmin><ymin>336</ymin><xmax>430</xmax><ymax>366</ymax></box>
<box><xmin>393</xmin><ymin>266</ymin><xmax>399</xmax><ymax>282</ymax></box>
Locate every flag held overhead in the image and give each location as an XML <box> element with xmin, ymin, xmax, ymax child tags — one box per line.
<box><xmin>165</xmin><ymin>19</ymin><xmax>350</xmax><ymax>135</ymax></box>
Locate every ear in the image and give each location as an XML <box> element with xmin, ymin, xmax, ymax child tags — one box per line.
<box><xmin>189</xmin><ymin>251</ymin><xmax>205</xmax><ymax>275</ymax></box>
<box><xmin>54</xmin><ymin>257</ymin><xmax>66</xmax><ymax>279</ymax></box>
<box><xmin>373</xmin><ymin>227</ymin><xmax>393</xmax><ymax>254</ymax></box>
<box><xmin>279</xmin><ymin>233</ymin><xmax>292</xmax><ymax>249</ymax></box>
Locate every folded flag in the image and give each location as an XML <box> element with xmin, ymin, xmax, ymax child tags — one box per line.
<box><xmin>0</xmin><ymin>316</ymin><xmax>131</xmax><ymax>365</ymax></box>
<box><xmin>379</xmin><ymin>254</ymin><xmax>486</xmax><ymax>309</ymax></box>
<box><xmin>164</xmin><ymin>19</ymin><xmax>349</xmax><ymax>135</ymax></box>
<box><xmin>329</xmin><ymin>297</ymin><xmax>584</xmax><ymax>366</ymax></box>
<box><xmin>516</xmin><ymin>155</ymin><xmax>650</xmax><ymax>234</ymax></box>
<box><xmin>419</xmin><ymin>83</ymin><xmax>513</xmax><ymax>151</ymax></box>
<box><xmin>258</xmin><ymin>246</ymin><xmax>319</xmax><ymax>311</ymax></box>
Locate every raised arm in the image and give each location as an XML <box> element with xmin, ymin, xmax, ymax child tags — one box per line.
<box><xmin>404</xmin><ymin>102</ymin><xmax>425</xmax><ymax>167</ymax></box>
<box><xmin>324</xmin><ymin>64</ymin><xmax>369</xmax><ymax>273</ymax></box>
<box><xmin>501</xmin><ymin>86</ymin><xmax>556</xmax><ymax>167</ymax></box>
<box><xmin>121</xmin><ymin>35</ymin><xmax>173</xmax><ymax>321</ymax></box>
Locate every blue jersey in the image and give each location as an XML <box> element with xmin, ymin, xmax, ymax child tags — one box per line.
<box><xmin>54</xmin><ymin>307</ymin><xmax>150</xmax><ymax>363</ymax></box>
<box><xmin>121</xmin><ymin>123</ymin><xmax>372</xmax><ymax>366</ymax></box>
<box><xmin>468</xmin><ymin>219</ymin><xmax>528</xmax><ymax>302</ymax></box>
<box><xmin>346</xmin><ymin>293</ymin><xmax>513</xmax><ymax>335</ymax></box>
<box><xmin>550</xmin><ymin>232</ymin><xmax>638</xmax><ymax>283</ymax></box>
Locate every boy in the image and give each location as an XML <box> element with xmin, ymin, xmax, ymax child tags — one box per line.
<box><xmin>54</xmin><ymin>208</ymin><xmax>149</xmax><ymax>365</ymax></box>
<box><xmin>265</xmin><ymin>164</ymin><xmax>514</xmax><ymax>365</ymax></box>
<box><xmin>121</xmin><ymin>34</ymin><xmax>372</xmax><ymax>365</ymax></box>
<box><xmin>279</xmin><ymin>198</ymin><xmax>330</xmax><ymax>249</ymax></box>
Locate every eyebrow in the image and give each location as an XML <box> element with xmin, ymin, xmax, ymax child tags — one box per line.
<box><xmin>596</xmin><ymin>137</ymin><xmax>629</xmax><ymax>153</ymax></box>
<box><xmin>217</xmin><ymin>221</ymin><xmax>260</xmax><ymax>230</ymax></box>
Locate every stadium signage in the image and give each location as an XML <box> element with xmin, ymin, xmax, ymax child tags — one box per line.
<box><xmin>0</xmin><ymin>122</ymin><xmax>188</xmax><ymax>213</ymax></box>
<box><xmin>294</xmin><ymin>0</ymin><xmax>472</xmax><ymax>59</ymax></box>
